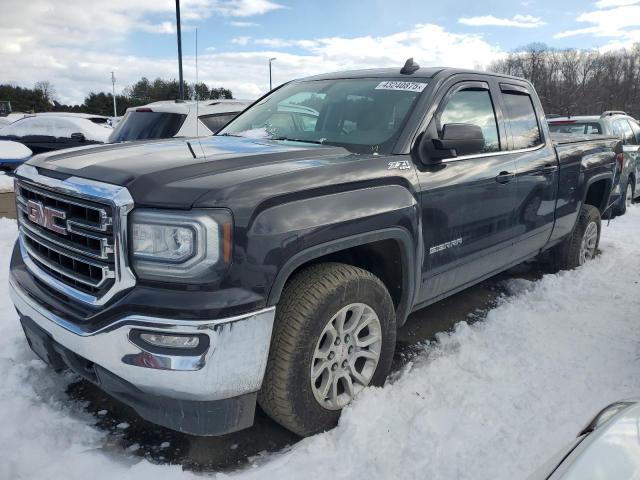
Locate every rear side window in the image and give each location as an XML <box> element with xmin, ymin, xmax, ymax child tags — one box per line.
<box><xmin>628</xmin><ymin>120</ymin><xmax>640</xmax><ymax>144</ymax></box>
<box><xmin>502</xmin><ymin>92</ymin><xmax>542</xmax><ymax>150</ymax></box>
<box><xmin>548</xmin><ymin>122</ymin><xmax>602</xmax><ymax>134</ymax></box>
<box><xmin>200</xmin><ymin>113</ymin><xmax>237</xmax><ymax>134</ymax></box>
<box><xmin>612</xmin><ymin>119</ymin><xmax>637</xmax><ymax>145</ymax></box>
<box><xmin>439</xmin><ymin>89</ymin><xmax>500</xmax><ymax>154</ymax></box>
<box><xmin>109</xmin><ymin>111</ymin><xmax>187</xmax><ymax>142</ymax></box>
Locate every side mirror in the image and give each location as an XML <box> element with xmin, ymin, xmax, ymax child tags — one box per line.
<box><xmin>70</xmin><ymin>132</ymin><xmax>86</xmax><ymax>142</ymax></box>
<box><xmin>433</xmin><ymin>123</ymin><xmax>485</xmax><ymax>158</ymax></box>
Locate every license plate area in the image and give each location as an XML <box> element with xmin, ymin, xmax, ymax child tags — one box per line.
<box><xmin>20</xmin><ymin>316</ymin><xmax>65</xmax><ymax>371</ymax></box>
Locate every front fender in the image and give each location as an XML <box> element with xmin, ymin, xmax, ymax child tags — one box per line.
<box><xmin>243</xmin><ymin>185</ymin><xmax>420</xmax><ymax>324</ymax></box>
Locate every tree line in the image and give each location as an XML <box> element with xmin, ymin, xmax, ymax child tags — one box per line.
<box><xmin>0</xmin><ymin>78</ymin><xmax>233</xmax><ymax>117</ymax></box>
<box><xmin>489</xmin><ymin>43</ymin><xmax>640</xmax><ymax>118</ymax></box>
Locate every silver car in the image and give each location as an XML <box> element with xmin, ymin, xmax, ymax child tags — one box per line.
<box><xmin>548</xmin><ymin>111</ymin><xmax>640</xmax><ymax>215</ymax></box>
<box><xmin>529</xmin><ymin>400</ymin><xmax>640</xmax><ymax>479</ymax></box>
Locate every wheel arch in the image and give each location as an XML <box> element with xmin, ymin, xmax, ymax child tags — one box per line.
<box><xmin>583</xmin><ymin>173</ymin><xmax>613</xmax><ymax>215</ymax></box>
<box><xmin>267</xmin><ymin>228</ymin><xmax>417</xmax><ymax>327</ymax></box>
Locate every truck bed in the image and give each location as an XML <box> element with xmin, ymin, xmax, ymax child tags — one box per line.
<box><xmin>550</xmin><ymin>132</ymin><xmax>619</xmax><ymax>145</ymax></box>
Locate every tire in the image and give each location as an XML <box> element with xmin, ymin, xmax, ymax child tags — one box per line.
<box><xmin>258</xmin><ymin>262</ymin><xmax>396</xmax><ymax>436</ymax></box>
<box><xmin>616</xmin><ymin>178</ymin><xmax>634</xmax><ymax>216</ymax></box>
<box><xmin>548</xmin><ymin>204</ymin><xmax>601</xmax><ymax>271</ymax></box>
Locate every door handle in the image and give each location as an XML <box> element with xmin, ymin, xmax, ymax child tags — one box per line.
<box><xmin>542</xmin><ymin>164</ymin><xmax>558</xmax><ymax>175</ymax></box>
<box><xmin>495</xmin><ymin>171</ymin><xmax>515</xmax><ymax>184</ymax></box>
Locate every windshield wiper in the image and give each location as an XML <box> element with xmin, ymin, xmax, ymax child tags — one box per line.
<box><xmin>271</xmin><ymin>137</ymin><xmax>324</xmax><ymax>145</ymax></box>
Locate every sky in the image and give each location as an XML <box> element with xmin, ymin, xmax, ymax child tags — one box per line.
<box><xmin>2</xmin><ymin>0</ymin><xmax>640</xmax><ymax>105</ymax></box>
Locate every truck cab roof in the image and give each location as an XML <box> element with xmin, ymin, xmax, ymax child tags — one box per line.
<box><xmin>298</xmin><ymin>67</ymin><xmax>528</xmax><ymax>83</ymax></box>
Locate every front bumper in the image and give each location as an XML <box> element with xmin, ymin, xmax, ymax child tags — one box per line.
<box><xmin>10</xmin><ymin>278</ymin><xmax>276</xmax><ymax>435</ymax></box>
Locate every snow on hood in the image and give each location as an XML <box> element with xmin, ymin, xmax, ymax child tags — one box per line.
<box><xmin>0</xmin><ymin>115</ymin><xmax>111</xmax><ymax>143</ymax></box>
<box><xmin>0</xmin><ymin>140</ymin><xmax>32</xmax><ymax>160</ymax></box>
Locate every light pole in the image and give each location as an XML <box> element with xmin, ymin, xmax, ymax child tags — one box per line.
<box><xmin>175</xmin><ymin>0</ymin><xmax>184</xmax><ymax>100</ymax></box>
<box><xmin>111</xmin><ymin>71</ymin><xmax>117</xmax><ymax>117</ymax></box>
<box><xmin>269</xmin><ymin>57</ymin><xmax>277</xmax><ymax>91</ymax></box>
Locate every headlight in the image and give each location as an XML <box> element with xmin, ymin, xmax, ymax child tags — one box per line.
<box><xmin>130</xmin><ymin>209</ymin><xmax>232</xmax><ymax>282</ymax></box>
<box><xmin>132</xmin><ymin>223</ymin><xmax>195</xmax><ymax>262</ymax></box>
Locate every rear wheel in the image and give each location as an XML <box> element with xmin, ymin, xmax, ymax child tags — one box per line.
<box><xmin>548</xmin><ymin>204</ymin><xmax>601</xmax><ymax>271</ymax></box>
<box><xmin>258</xmin><ymin>262</ymin><xmax>396</xmax><ymax>436</ymax></box>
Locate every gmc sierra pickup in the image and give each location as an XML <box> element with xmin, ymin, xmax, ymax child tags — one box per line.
<box><xmin>9</xmin><ymin>61</ymin><xmax>622</xmax><ymax>438</ymax></box>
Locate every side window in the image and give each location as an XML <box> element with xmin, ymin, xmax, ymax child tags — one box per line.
<box><xmin>628</xmin><ymin>120</ymin><xmax>640</xmax><ymax>144</ymax></box>
<box><xmin>502</xmin><ymin>92</ymin><xmax>542</xmax><ymax>150</ymax></box>
<box><xmin>585</xmin><ymin>123</ymin><xmax>602</xmax><ymax>134</ymax></box>
<box><xmin>622</xmin><ymin>120</ymin><xmax>638</xmax><ymax>145</ymax></box>
<box><xmin>613</xmin><ymin>119</ymin><xmax>635</xmax><ymax>145</ymax></box>
<box><xmin>200</xmin><ymin>114</ymin><xmax>237</xmax><ymax>134</ymax></box>
<box><xmin>439</xmin><ymin>88</ymin><xmax>500</xmax><ymax>154</ymax></box>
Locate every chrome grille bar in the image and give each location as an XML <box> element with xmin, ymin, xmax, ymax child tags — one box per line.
<box><xmin>21</xmin><ymin>230</ymin><xmax>114</xmax><ymax>288</ymax></box>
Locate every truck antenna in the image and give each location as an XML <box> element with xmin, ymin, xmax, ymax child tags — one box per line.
<box><xmin>400</xmin><ymin>58</ymin><xmax>420</xmax><ymax>75</ymax></box>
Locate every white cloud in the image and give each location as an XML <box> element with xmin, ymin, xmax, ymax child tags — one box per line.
<box><xmin>553</xmin><ymin>3</ymin><xmax>640</xmax><ymax>46</ymax></box>
<box><xmin>230</xmin><ymin>21</ymin><xmax>260</xmax><ymax>27</ymax></box>
<box><xmin>139</xmin><ymin>21</ymin><xmax>177</xmax><ymax>34</ymax></box>
<box><xmin>231</xmin><ymin>35</ymin><xmax>252</xmax><ymax>45</ymax></box>
<box><xmin>1</xmin><ymin>8</ymin><xmax>504</xmax><ymax>105</ymax></box>
<box><xmin>216</xmin><ymin>0</ymin><xmax>283</xmax><ymax>17</ymax></box>
<box><xmin>594</xmin><ymin>0</ymin><xmax>639</xmax><ymax>7</ymax></box>
<box><xmin>459</xmin><ymin>14</ymin><xmax>546</xmax><ymax>28</ymax></box>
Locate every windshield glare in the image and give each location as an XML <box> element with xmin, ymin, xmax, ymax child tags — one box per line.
<box><xmin>219</xmin><ymin>78</ymin><xmax>428</xmax><ymax>154</ymax></box>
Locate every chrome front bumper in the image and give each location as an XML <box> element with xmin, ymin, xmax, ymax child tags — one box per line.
<box><xmin>9</xmin><ymin>278</ymin><xmax>275</xmax><ymax>402</ymax></box>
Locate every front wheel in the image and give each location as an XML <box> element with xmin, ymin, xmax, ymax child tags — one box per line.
<box><xmin>548</xmin><ymin>204</ymin><xmax>601</xmax><ymax>271</ymax></box>
<box><xmin>258</xmin><ymin>262</ymin><xmax>396</xmax><ymax>436</ymax></box>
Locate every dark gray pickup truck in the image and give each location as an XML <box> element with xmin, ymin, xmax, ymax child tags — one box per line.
<box><xmin>9</xmin><ymin>61</ymin><xmax>622</xmax><ymax>438</ymax></box>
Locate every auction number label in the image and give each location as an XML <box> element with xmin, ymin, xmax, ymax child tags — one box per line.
<box><xmin>375</xmin><ymin>81</ymin><xmax>427</xmax><ymax>92</ymax></box>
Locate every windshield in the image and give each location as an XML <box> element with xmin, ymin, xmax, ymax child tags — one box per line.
<box><xmin>108</xmin><ymin>111</ymin><xmax>187</xmax><ymax>143</ymax></box>
<box><xmin>219</xmin><ymin>78</ymin><xmax>428</xmax><ymax>154</ymax></box>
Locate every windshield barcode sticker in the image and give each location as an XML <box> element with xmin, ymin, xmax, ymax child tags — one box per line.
<box><xmin>375</xmin><ymin>81</ymin><xmax>427</xmax><ymax>92</ymax></box>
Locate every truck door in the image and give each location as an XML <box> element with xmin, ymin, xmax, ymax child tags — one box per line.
<box><xmin>498</xmin><ymin>83</ymin><xmax>558</xmax><ymax>258</ymax></box>
<box><xmin>415</xmin><ymin>79</ymin><xmax>520</xmax><ymax>305</ymax></box>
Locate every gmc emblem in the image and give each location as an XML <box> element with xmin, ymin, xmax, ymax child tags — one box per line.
<box><xmin>26</xmin><ymin>200</ymin><xmax>67</xmax><ymax>235</ymax></box>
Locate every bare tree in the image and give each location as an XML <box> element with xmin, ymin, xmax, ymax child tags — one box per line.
<box><xmin>34</xmin><ymin>81</ymin><xmax>56</xmax><ymax>104</ymax></box>
<box><xmin>490</xmin><ymin>43</ymin><xmax>640</xmax><ymax>118</ymax></box>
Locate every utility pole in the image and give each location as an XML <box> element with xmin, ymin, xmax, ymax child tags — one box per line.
<box><xmin>269</xmin><ymin>57</ymin><xmax>277</xmax><ymax>91</ymax></box>
<box><xmin>175</xmin><ymin>0</ymin><xmax>184</xmax><ymax>100</ymax></box>
<box><xmin>111</xmin><ymin>72</ymin><xmax>117</xmax><ymax>117</ymax></box>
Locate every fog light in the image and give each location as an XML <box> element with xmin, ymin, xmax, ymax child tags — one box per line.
<box><xmin>139</xmin><ymin>332</ymin><xmax>200</xmax><ymax>349</ymax></box>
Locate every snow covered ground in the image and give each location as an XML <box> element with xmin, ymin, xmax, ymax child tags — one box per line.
<box><xmin>1</xmin><ymin>208</ymin><xmax>640</xmax><ymax>479</ymax></box>
<box><xmin>0</xmin><ymin>173</ymin><xmax>15</xmax><ymax>192</ymax></box>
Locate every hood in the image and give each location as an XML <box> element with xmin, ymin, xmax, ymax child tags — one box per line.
<box><xmin>28</xmin><ymin>136</ymin><xmax>350</xmax><ymax>208</ymax></box>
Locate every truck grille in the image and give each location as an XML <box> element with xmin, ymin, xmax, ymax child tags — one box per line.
<box><xmin>14</xmin><ymin>166</ymin><xmax>135</xmax><ymax>306</ymax></box>
<box><xmin>16</xmin><ymin>181</ymin><xmax>116</xmax><ymax>296</ymax></box>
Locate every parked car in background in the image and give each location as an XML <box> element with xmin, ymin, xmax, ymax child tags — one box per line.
<box><xmin>548</xmin><ymin>111</ymin><xmax>640</xmax><ymax>214</ymax></box>
<box><xmin>108</xmin><ymin>99</ymin><xmax>251</xmax><ymax>143</ymax></box>
<box><xmin>0</xmin><ymin>112</ymin><xmax>112</xmax><ymax>154</ymax></box>
<box><xmin>0</xmin><ymin>140</ymin><xmax>32</xmax><ymax>170</ymax></box>
<box><xmin>528</xmin><ymin>400</ymin><xmax>640</xmax><ymax>479</ymax></box>
<box><xmin>0</xmin><ymin>101</ymin><xmax>11</xmax><ymax>117</ymax></box>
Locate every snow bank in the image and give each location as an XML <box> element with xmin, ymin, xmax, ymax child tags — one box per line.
<box><xmin>0</xmin><ymin>116</ymin><xmax>111</xmax><ymax>143</ymax></box>
<box><xmin>0</xmin><ymin>174</ymin><xmax>15</xmax><ymax>192</ymax></box>
<box><xmin>1</xmin><ymin>209</ymin><xmax>640</xmax><ymax>479</ymax></box>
